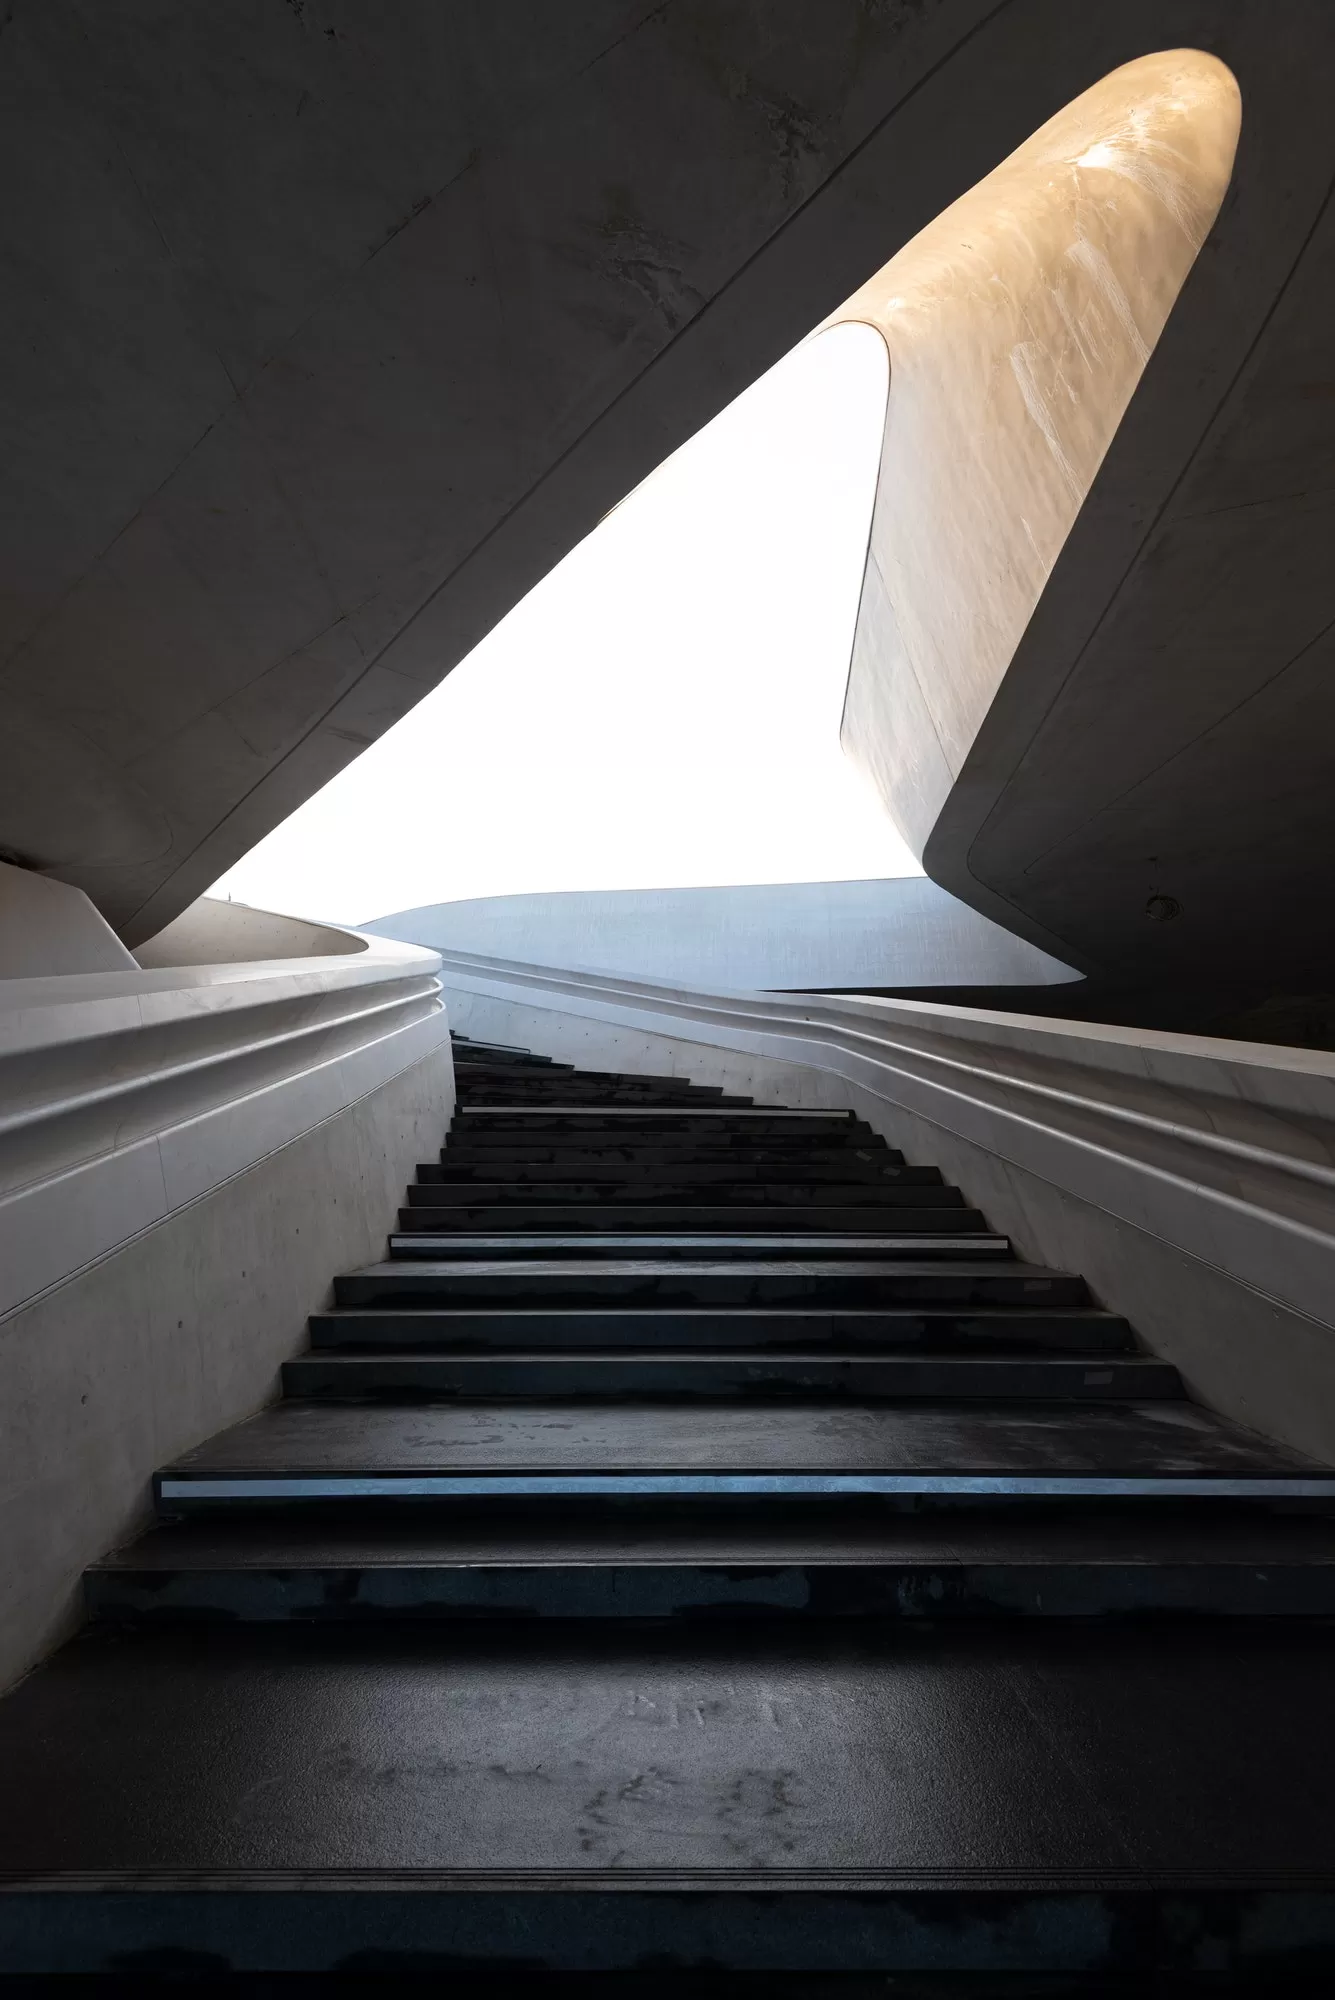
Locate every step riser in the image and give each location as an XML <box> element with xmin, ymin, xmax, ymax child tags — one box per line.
<box><xmin>280</xmin><ymin>1356</ymin><xmax>1182</xmax><ymax>1400</ymax></box>
<box><xmin>15</xmin><ymin>1876</ymin><xmax>1335</xmax><ymax>1978</ymax></box>
<box><xmin>85</xmin><ymin>1560</ymin><xmax>1335</xmax><ymax>1623</ymax></box>
<box><xmin>453</xmin><ymin>1121</ymin><xmax>870</xmax><ymax>1137</ymax></box>
<box><xmin>409</xmin><ymin>1180</ymin><xmax>952</xmax><ymax>1204</ymax></box>
<box><xmin>334</xmin><ymin>1272</ymin><xmax>1089</xmax><ymax>1307</ymax></box>
<box><xmin>454</xmin><ymin>1091</ymin><xmax>747</xmax><ymax>1106</ymax></box>
<box><xmin>396</xmin><ymin>1208</ymin><xmax>982</xmax><ymax>1233</ymax></box>
<box><xmin>440</xmin><ymin>1146</ymin><xmax>904</xmax><ymax>1166</ymax></box>
<box><xmin>454</xmin><ymin>1099</ymin><xmax>750</xmax><ymax>1112</ymax></box>
<box><xmin>308</xmin><ymin>1310</ymin><xmax>1133</xmax><ymax>1352</ymax></box>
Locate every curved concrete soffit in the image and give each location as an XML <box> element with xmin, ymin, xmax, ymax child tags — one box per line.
<box><xmin>830</xmin><ymin>49</ymin><xmax>1241</xmax><ymax>863</ymax></box>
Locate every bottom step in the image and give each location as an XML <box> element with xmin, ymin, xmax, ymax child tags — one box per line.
<box><xmin>3</xmin><ymin>1621</ymin><xmax>1335</xmax><ymax>1975</ymax></box>
<box><xmin>87</xmin><ymin>1510</ymin><xmax>1335</xmax><ymax>1622</ymax></box>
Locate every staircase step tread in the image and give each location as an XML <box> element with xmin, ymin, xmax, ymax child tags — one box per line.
<box><xmin>397</xmin><ymin>1207</ymin><xmax>978</xmax><ymax>1230</ymax></box>
<box><xmin>455</xmin><ymin>1106</ymin><xmax>856</xmax><ymax>1119</ymax></box>
<box><xmin>5</xmin><ymin>1623</ymin><xmax>1335</xmax><ymax>1909</ymax></box>
<box><xmin>92</xmin><ymin>1507</ymin><xmax>1335</xmax><ymax>1570</ymax></box>
<box><xmin>335</xmin><ymin>1264</ymin><xmax>1091</xmax><ymax>1308</ymax></box>
<box><xmin>158</xmin><ymin>1398</ymin><xmax>1322</xmax><ymax>1483</ymax></box>
<box><xmin>420</xmin><ymin>1167</ymin><xmax>932</xmax><ymax>1186</ymax></box>
<box><xmin>407</xmin><ymin>1176</ymin><xmax>947</xmax><ymax>1192</ymax></box>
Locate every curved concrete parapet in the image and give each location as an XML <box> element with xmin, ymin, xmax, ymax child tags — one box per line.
<box><xmin>366</xmin><ymin>877</ymin><xmax>1079</xmax><ymax>992</ymax></box>
<box><xmin>0</xmin><ymin>914</ymin><xmax>454</xmax><ymax>1686</ymax></box>
<box><xmin>0</xmin><ymin>922</ymin><xmax>446</xmax><ymax>1322</ymax></box>
<box><xmin>437</xmin><ymin>946</ymin><xmax>1335</xmax><ymax>1465</ymax></box>
<box><xmin>833</xmin><ymin>51</ymin><xmax>1240</xmax><ymax>860</ymax></box>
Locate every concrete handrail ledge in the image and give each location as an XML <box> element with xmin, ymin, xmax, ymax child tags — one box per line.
<box><xmin>0</xmin><ymin>930</ymin><xmax>448</xmax><ymax>1321</ymax></box>
<box><xmin>435</xmin><ymin>947</ymin><xmax>1335</xmax><ymax>1336</ymax></box>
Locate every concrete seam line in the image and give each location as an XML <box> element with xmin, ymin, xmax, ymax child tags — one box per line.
<box><xmin>0</xmin><ymin>982</ymin><xmax>443</xmax><ymax>1143</ymax></box>
<box><xmin>0</xmin><ymin>1011</ymin><xmax>452</xmax><ymax>1328</ymax></box>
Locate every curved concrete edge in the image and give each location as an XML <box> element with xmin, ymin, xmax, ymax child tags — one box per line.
<box><xmin>0</xmin><ymin>910</ymin><xmax>457</xmax><ymax>1690</ymax></box>
<box><xmin>134</xmin><ymin>895</ymin><xmax>370</xmax><ymax>968</ymax></box>
<box><xmin>0</xmin><ymin>1041</ymin><xmax>456</xmax><ymax>1694</ymax></box>
<box><xmin>834</xmin><ymin>50</ymin><xmax>1239</xmax><ymax>864</ymax></box>
<box><xmin>0</xmin><ymin>922</ymin><xmax>449</xmax><ymax>1323</ymax></box>
<box><xmin>365</xmin><ymin>877</ymin><xmax>1080</xmax><ymax>993</ymax></box>
<box><xmin>436</xmin><ymin>948</ymin><xmax>1335</xmax><ymax>1463</ymax></box>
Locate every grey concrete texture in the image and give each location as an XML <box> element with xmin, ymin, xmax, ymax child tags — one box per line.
<box><xmin>443</xmin><ymin>977</ymin><xmax>1335</xmax><ymax>1468</ymax></box>
<box><xmin>0</xmin><ymin>1041</ymin><xmax>454</xmax><ymax>1693</ymax></box>
<box><xmin>0</xmin><ymin>858</ymin><xmax>137</xmax><ymax>977</ymax></box>
<box><xmin>4</xmin><ymin>1</ymin><xmax>1329</xmax><ymax>968</ymax></box>
<box><xmin>910</xmin><ymin>11</ymin><xmax>1335</xmax><ymax>998</ymax></box>
<box><xmin>365</xmin><ymin>877</ymin><xmax>1078</xmax><ymax>991</ymax></box>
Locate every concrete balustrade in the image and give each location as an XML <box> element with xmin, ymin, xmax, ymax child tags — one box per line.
<box><xmin>436</xmin><ymin>947</ymin><xmax>1335</xmax><ymax>1464</ymax></box>
<box><xmin>0</xmin><ymin>901</ymin><xmax>454</xmax><ymax>1688</ymax></box>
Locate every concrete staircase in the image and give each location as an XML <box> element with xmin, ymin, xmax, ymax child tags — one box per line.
<box><xmin>5</xmin><ymin>1033</ymin><xmax>1335</xmax><ymax>1981</ymax></box>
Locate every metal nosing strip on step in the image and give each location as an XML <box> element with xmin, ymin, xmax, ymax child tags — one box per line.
<box><xmin>386</xmin><ymin>1234</ymin><xmax>1011</xmax><ymax>1254</ymax></box>
<box><xmin>155</xmin><ymin>1472</ymin><xmax>1335</xmax><ymax>1500</ymax></box>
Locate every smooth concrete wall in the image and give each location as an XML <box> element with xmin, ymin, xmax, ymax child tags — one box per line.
<box><xmin>0</xmin><ymin>1039</ymin><xmax>454</xmax><ymax>1693</ymax></box>
<box><xmin>0</xmin><ymin>859</ymin><xmax>138</xmax><ymax>977</ymax></box>
<box><xmin>444</xmin><ymin>972</ymin><xmax>1335</xmax><ymax>1466</ymax></box>
<box><xmin>136</xmin><ymin>895</ymin><xmax>368</xmax><ymax>969</ymax></box>
<box><xmin>367</xmin><ymin>877</ymin><xmax>1077</xmax><ymax>993</ymax></box>
<box><xmin>836</xmin><ymin>50</ymin><xmax>1239</xmax><ymax>860</ymax></box>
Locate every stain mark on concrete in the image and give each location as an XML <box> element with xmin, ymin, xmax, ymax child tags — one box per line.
<box><xmin>584</xmin><ymin>186</ymin><xmax>706</xmax><ymax>336</ymax></box>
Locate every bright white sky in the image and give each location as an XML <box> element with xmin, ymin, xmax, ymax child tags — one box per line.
<box><xmin>210</xmin><ymin>321</ymin><xmax>919</xmax><ymax>927</ymax></box>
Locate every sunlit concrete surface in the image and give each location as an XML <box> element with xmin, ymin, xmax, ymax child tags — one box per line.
<box><xmin>835</xmin><ymin>50</ymin><xmax>1239</xmax><ymax>857</ymax></box>
<box><xmin>367</xmin><ymin>877</ymin><xmax>1078</xmax><ymax>991</ymax></box>
<box><xmin>2</xmin><ymin>2</ymin><xmax>1332</xmax><ymax>1004</ymax></box>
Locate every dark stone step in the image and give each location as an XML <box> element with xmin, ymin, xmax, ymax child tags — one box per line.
<box><xmin>395</xmin><ymin>1206</ymin><xmax>985</xmax><ymax>1235</ymax></box>
<box><xmin>85</xmin><ymin>1509</ymin><xmax>1335</xmax><ymax>1625</ymax></box>
<box><xmin>455</xmin><ymin>1072</ymin><xmax>739</xmax><ymax>1097</ymax></box>
<box><xmin>449</xmin><ymin>1036</ymin><xmax>546</xmax><ymax>1061</ymax></box>
<box><xmin>452</xmin><ymin>1057</ymin><xmax>574</xmax><ymax>1076</ymax></box>
<box><xmin>385</xmin><ymin>1232</ymin><xmax>1010</xmax><ymax>1260</ymax></box>
<box><xmin>8</xmin><ymin>1622</ymin><xmax>1335</xmax><ymax>1974</ymax></box>
<box><xmin>309</xmin><ymin>1307</ymin><xmax>1136</xmax><ymax>1354</ymax></box>
<box><xmin>440</xmin><ymin>1140</ymin><xmax>903</xmax><ymax>1165</ymax></box>
<box><xmin>408</xmin><ymin>1179</ymin><xmax>954</xmax><ymax>1205</ymax></box>
<box><xmin>453</xmin><ymin>1109</ymin><xmax>866</xmax><ymax>1132</ymax></box>
<box><xmin>334</xmin><ymin>1260</ymin><xmax>1091</xmax><ymax>1310</ymax></box>
<box><xmin>280</xmin><ymin>1350</ymin><xmax>1183</xmax><ymax>1402</ymax></box>
<box><xmin>154</xmin><ymin>1398</ymin><xmax>1329</xmax><ymax>1509</ymax></box>
<box><xmin>454</xmin><ymin>1080</ymin><xmax>739</xmax><ymax>1097</ymax></box>
<box><xmin>421</xmin><ymin>1158</ymin><xmax>924</xmax><ymax>1185</ymax></box>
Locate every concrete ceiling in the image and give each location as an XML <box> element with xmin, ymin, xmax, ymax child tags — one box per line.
<box><xmin>2</xmin><ymin>0</ymin><xmax>1333</xmax><ymax>987</ymax></box>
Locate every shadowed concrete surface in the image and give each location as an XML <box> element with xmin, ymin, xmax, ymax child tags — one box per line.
<box><xmin>364</xmin><ymin>878</ymin><xmax>1079</xmax><ymax>991</ymax></box>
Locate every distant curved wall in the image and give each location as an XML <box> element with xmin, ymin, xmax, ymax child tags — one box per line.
<box><xmin>835</xmin><ymin>50</ymin><xmax>1240</xmax><ymax>856</ymax></box>
<box><xmin>365</xmin><ymin>877</ymin><xmax>1077</xmax><ymax>991</ymax></box>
